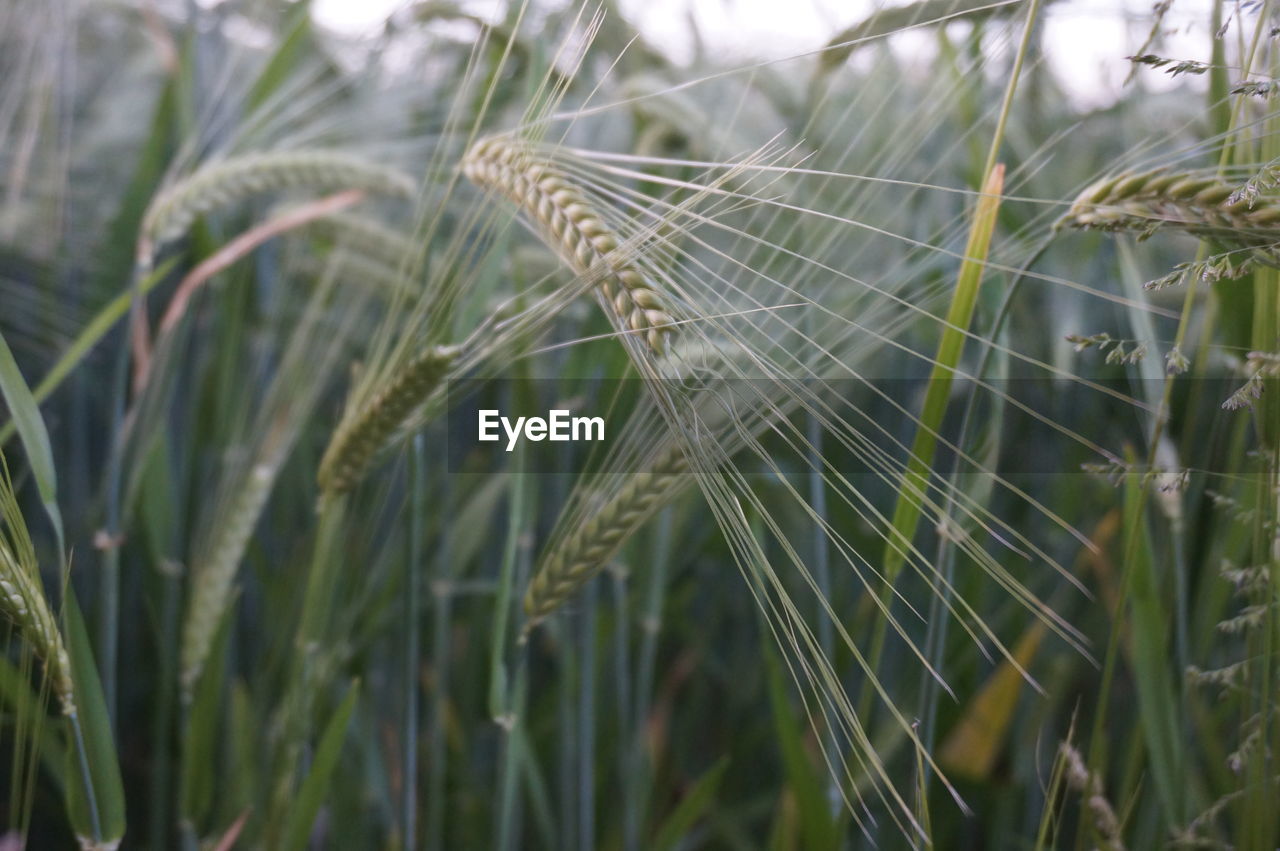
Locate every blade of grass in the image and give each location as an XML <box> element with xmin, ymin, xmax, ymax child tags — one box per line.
<box><xmin>873</xmin><ymin>0</ymin><xmax>1041</xmax><ymax>607</ymax></box>
<box><xmin>861</xmin><ymin>161</ymin><xmax>1006</xmax><ymax>723</ymax></box>
<box><xmin>762</xmin><ymin>640</ymin><xmax>839</xmax><ymax>850</ymax></box>
<box><xmin>879</xmin><ymin>160</ymin><xmax>1006</xmax><ymax>591</ymax></box>
<box><xmin>0</xmin><ymin>328</ymin><xmax>64</xmax><ymax>557</ymax></box>
<box><xmin>1120</xmin><ymin>457</ymin><xmax>1183</xmax><ymax>824</ymax></box>
<box><xmin>62</xmin><ymin>589</ymin><xmax>126</xmax><ymax>849</ymax></box>
<box><xmin>279</xmin><ymin>681</ymin><xmax>360</xmax><ymax>851</ymax></box>
<box><xmin>651</xmin><ymin>757</ymin><xmax>730</xmax><ymax>851</ymax></box>
<box><xmin>0</xmin><ymin>258</ymin><xmax>178</xmax><ymax>449</ymax></box>
<box><xmin>180</xmin><ymin>611</ymin><xmax>233</xmax><ymax>836</ymax></box>
<box><xmin>427</xmin><ymin>470</ymin><xmax>455</xmax><ymax>851</ymax></box>
<box><xmin>493</xmin><ymin>418</ymin><xmax>533</xmax><ymax>851</ymax></box>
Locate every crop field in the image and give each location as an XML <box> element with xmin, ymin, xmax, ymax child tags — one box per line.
<box><xmin>0</xmin><ymin>0</ymin><xmax>1277</xmax><ymax>848</ymax></box>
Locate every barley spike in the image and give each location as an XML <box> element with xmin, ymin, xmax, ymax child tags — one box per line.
<box><xmin>318</xmin><ymin>344</ymin><xmax>461</xmax><ymax>494</ymax></box>
<box><xmin>179</xmin><ymin>460</ymin><xmax>277</xmax><ymax>698</ymax></box>
<box><xmin>1064</xmin><ymin>168</ymin><xmax>1280</xmax><ymax>248</ymax></box>
<box><xmin>0</xmin><ymin>463</ymin><xmax>75</xmax><ymax>715</ymax></box>
<box><xmin>524</xmin><ymin>442</ymin><xmax>689</xmax><ymax>624</ymax></box>
<box><xmin>140</xmin><ymin>150</ymin><xmax>416</xmax><ymax>266</ymax></box>
<box><xmin>462</xmin><ymin>135</ymin><xmax>674</xmax><ymax>354</ymax></box>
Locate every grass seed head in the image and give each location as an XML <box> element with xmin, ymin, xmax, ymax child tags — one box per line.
<box><xmin>0</xmin><ymin>465</ymin><xmax>75</xmax><ymax>715</ymax></box>
<box><xmin>462</xmin><ymin>135</ymin><xmax>674</xmax><ymax>354</ymax></box>
<box><xmin>140</xmin><ymin>150</ymin><xmax>416</xmax><ymax>267</ymax></box>
<box><xmin>524</xmin><ymin>442</ymin><xmax>689</xmax><ymax>625</ymax></box>
<box><xmin>318</xmin><ymin>344</ymin><xmax>461</xmax><ymax>494</ymax></box>
<box><xmin>1065</xmin><ymin>168</ymin><xmax>1280</xmax><ymax>246</ymax></box>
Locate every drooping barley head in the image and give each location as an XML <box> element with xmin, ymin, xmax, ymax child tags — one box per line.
<box><xmin>462</xmin><ymin>134</ymin><xmax>674</xmax><ymax>354</ymax></box>
<box><xmin>139</xmin><ymin>150</ymin><xmax>416</xmax><ymax>266</ymax></box>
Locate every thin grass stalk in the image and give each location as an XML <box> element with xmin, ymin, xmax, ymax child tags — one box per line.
<box><xmin>609</xmin><ymin>569</ymin><xmax>632</xmax><ymax>849</ymax></box>
<box><xmin>876</xmin><ymin>149</ymin><xmax>1009</xmax><ymax>589</ymax></box>
<box><xmin>427</xmin><ymin>473</ymin><xmax>453</xmax><ymax>851</ymax></box>
<box><xmin>68</xmin><ymin>714</ymin><xmax>103</xmax><ymax>844</ymax></box>
<box><xmin>557</xmin><ymin>612</ymin><xmax>577</xmax><ymax>851</ymax></box>
<box><xmin>148</xmin><ymin>565</ymin><xmax>180</xmax><ymax>851</ymax></box>
<box><xmin>98</xmin><ymin>304</ymin><xmax>131</xmax><ymax>731</ymax></box>
<box><xmin>577</xmin><ymin>579</ymin><xmax>597</xmax><ymax>850</ymax></box>
<box><xmin>805</xmin><ymin>366</ymin><xmax>838</xmax><ymax>816</ymax></box>
<box><xmin>851</xmin><ymin>0</ymin><xmax>1037</xmax><ymax>764</ymax></box>
<box><xmin>916</xmin><ymin>238</ymin><xmax>1052</xmax><ymax>797</ymax></box>
<box><xmin>496</xmin><ymin>666</ymin><xmax>529</xmax><ymax>851</ymax></box>
<box><xmin>1117</xmin><ymin>237</ymin><xmax>1198</xmax><ymax>804</ymax></box>
<box><xmin>624</xmin><ymin>508</ymin><xmax>673</xmax><ymax>851</ymax></box>
<box><xmin>403</xmin><ymin>434</ymin><xmax>425</xmax><ymax>849</ymax></box>
<box><xmin>880</xmin><ymin>157</ymin><xmax>1008</xmax><ymax>583</ymax></box>
<box><xmin>860</xmin><ymin>162</ymin><xmax>1006</xmax><ymax>723</ymax></box>
<box><xmin>493</xmin><ymin>449</ymin><xmax>532</xmax><ymax>851</ymax></box>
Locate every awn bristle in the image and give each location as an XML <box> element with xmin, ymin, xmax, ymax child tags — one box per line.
<box><xmin>317</xmin><ymin>344</ymin><xmax>461</xmax><ymax>494</ymax></box>
<box><xmin>524</xmin><ymin>443</ymin><xmax>689</xmax><ymax>625</ymax></box>
<box><xmin>139</xmin><ymin>150</ymin><xmax>416</xmax><ymax>266</ymax></box>
<box><xmin>462</xmin><ymin>135</ymin><xmax>674</xmax><ymax>354</ymax></box>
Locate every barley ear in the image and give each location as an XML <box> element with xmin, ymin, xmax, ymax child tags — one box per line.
<box><xmin>0</xmin><ymin>458</ymin><xmax>75</xmax><ymax>715</ymax></box>
<box><xmin>139</xmin><ymin>150</ymin><xmax>416</xmax><ymax>266</ymax></box>
<box><xmin>318</xmin><ymin>344</ymin><xmax>461</xmax><ymax>494</ymax></box>
<box><xmin>178</xmin><ymin>461</ymin><xmax>277</xmax><ymax>699</ymax></box>
<box><xmin>462</xmin><ymin>135</ymin><xmax>674</xmax><ymax>354</ymax></box>
<box><xmin>1064</xmin><ymin>168</ymin><xmax>1280</xmax><ymax>250</ymax></box>
<box><xmin>524</xmin><ymin>444</ymin><xmax>689</xmax><ymax>625</ymax></box>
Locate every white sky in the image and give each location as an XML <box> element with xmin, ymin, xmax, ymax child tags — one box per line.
<box><xmin>311</xmin><ymin>0</ymin><xmax>1215</xmax><ymax>108</ymax></box>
